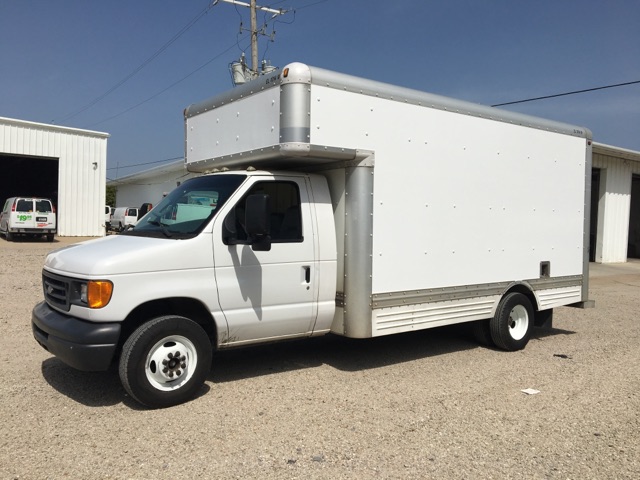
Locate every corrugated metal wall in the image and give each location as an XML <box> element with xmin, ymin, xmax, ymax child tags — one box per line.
<box><xmin>593</xmin><ymin>146</ymin><xmax>640</xmax><ymax>263</ymax></box>
<box><xmin>0</xmin><ymin>117</ymin><xmax>109</xmax><ymax>237</ymax></box>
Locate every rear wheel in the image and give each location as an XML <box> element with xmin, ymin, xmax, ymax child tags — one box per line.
<box><xmin>46</xmin><ymin>233</ymin><xmax>54</xmax><ymax>242</ymax></box>
<box><xmin>490</xmin><ymin>292</ymin><xmax>533</xmax><ymax>351</ymax></box>
<box><xmin>119</xmin><ymin>315</ymin><xmax>212</xmax><ymax>408</ymax></box>
<box><xmin>5</xmin><ymin>231</ymin><xmax>13</xmax><ymax>242</ymax></box>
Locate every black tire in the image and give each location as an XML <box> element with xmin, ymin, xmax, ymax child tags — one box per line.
<box><xmin>119</xmin><ymin>315</ymin><xmax>212</xmax><ymax>408</ymax></box>
<box><xmin>471</xmin><ymin>319</ymin><xmax>494</xmax><ymax>347</ymax></box>
<box><xmin>46</xmin><ymin>233</ymin><xmax>54</xmax><ymax>242</ymax></box>
<box><xmin>5</xmin><ymin>231</ymin><xmax>13</xmax><ymax>242</ymax></box>
<box><xmin>490</xmin><ymin>292</ymin><xmax>534</xmax><ymax>351</ymax></box>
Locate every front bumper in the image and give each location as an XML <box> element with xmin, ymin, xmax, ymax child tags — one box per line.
<box><xmin>32</xmin><ymin>301</ymin><xmax>121</xmax><ymax>371</ymax></box>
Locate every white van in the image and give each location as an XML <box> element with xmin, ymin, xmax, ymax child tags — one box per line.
<box><xmin>111</xmin><ymin>207</ymin><xmax>138</xmax><ymax>231</ymax></box>
<box><xmin>0</xmin><ymin>197</ymin><xmax>56</xmax><ymax>242</ymax></box>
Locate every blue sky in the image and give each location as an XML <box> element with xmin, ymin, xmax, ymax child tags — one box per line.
<box><xmin>1</xmin><ymin>0</ymin><xmax>639</xmax><ymax>178</ymax></box>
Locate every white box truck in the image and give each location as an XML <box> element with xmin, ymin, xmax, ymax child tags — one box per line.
<box><xmin>32</xmin><ymin>62</ymin><xmax>593</xmax><ymax>408</ymax></box>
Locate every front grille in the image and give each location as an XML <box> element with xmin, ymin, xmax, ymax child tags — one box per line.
<box><xmin>42</xmin><ymin>271</ymin><xmax>71</xmax><ymax>311</ymax></box>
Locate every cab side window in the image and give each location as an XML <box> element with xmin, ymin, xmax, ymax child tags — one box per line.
<box><xmin>226</xmin><ymin>181</ymin><xmax>303</xmax><ymax>244</ymax></box>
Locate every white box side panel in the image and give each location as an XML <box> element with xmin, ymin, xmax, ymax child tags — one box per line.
<box><xmin>185</xmin><ymin>89</ymin><xmax>281</xmax><ymax>164</ymax></box>
<box><xmin>309</xmin><ymin>85</ymin><xmax>587</xmax><ymax>293</ymax></box>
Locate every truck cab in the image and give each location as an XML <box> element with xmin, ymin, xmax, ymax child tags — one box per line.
<box><xmin>32</xmin><ymin>170</ymin><xmax>337</xmax><ymax>408</ymax></box>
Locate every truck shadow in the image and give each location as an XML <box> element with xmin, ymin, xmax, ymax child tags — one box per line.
<box><xmin>39</xmin><ymin>324</ymin><xmax>574</xmax><ymax>407</ymax></box>
<box><xmin>40</xmin><ymin>359</ymin><xmax>125</xmax><ymax>408</ymax></box>
<box><xmin>209</xmin><ymin>324</ymin><xmax>576</xmax><ymax>384</ymax></box>
<box><xmin>40</xmin><ymin>358</ymin><xmax>212</xmax><ymax>409</ymax></box>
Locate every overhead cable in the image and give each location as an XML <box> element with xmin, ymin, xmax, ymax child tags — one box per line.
<box><xmin>491</xmin><ymin>80</ymin><xmax>640</xmax><ymax>107</ymax></box>
<box><xmin>55</xmin><ymin>2</ymin><xmax>217</xmax><ymax>123</ymax></box>
<box><xmin>88</xmin><ymin>38</ymin><xmax>247</xmax><ymax>128</ymax></box>
<box><xmin>107</xmin><ymin>156</ymin><xmax>183</xmax><ymax>172</ymax></box>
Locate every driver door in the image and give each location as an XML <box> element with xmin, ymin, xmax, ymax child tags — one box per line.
<box><xmin>212</xmin><ymin>176</ymin><xmax>318</xmax><ymax>345</ymax></box>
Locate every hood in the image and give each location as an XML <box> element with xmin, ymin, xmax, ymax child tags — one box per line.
<box><xmin>44</xmin><ymin>234</ymin><xmax>214</xmax><ymax>276</ymax></box>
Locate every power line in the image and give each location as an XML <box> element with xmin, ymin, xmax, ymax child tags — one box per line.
<box><xmin>55</xmin><ymin>2</ymin><xmax>217</xmax><ymax>124</ymax></box>
<box><xmin>491</xmin><ymin>80</ymin><xmax>640</xmax><ymax>107</ymax></box>
<box><xmin>294</xmin><ymin>0</ymin><xmax>330</xmax><ymax>10</ymax></box>
<box><xmin>83</xmin><ymin>2</ymin><xmax>327</xmax><ymax>127</ymax></box>
<box><xmin>107</xmin><ymin>156</ymin><xmax>183</xmax><ymax>172</ymax></box>
<box><xmin>217</xmin><ymin>0</ymin><xmax>290</xmax><ymax>76</ymax></box>
<box><xmin>88</xmin><ymin>38</ymin><xmax>248</xmax><ymax>128</ymax></box>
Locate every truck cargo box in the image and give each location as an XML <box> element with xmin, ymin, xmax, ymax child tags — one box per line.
<box><xmin>185</xmin><ymin>62</ymin><xmax>592</xmax><ymax>339</ymax></box>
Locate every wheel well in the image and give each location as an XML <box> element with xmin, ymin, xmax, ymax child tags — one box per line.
<box><xmin>119</xmin><ymin>298</ymin><xmax>218</xmax><ymax>350</ymax></box>
<box><xmin>502</xmin><ymin>284</ymin><xmax>550</xmax><ymax>327</ymax></box>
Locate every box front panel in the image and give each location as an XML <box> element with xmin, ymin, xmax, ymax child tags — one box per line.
<box><xmin>186</xmin><ymin>89</ymin><xmax>281</xmax><ymax>166</ymax></box>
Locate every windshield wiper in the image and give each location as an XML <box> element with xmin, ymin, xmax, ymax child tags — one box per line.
<box><xmin>147</xmin><ymin>220</ymin><xmax>173</xmax><ymax>238</ymax></box>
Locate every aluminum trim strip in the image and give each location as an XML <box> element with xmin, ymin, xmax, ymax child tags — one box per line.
<box><xmin>372</xmin><ymin>276</ymin><xmax>583</xmax><ymax>310</ymax></box>
<box><xmin>185</xmin><ymin>143</ymin><xmax>359</xmax><ymax>173</ymax></box>
<box><xmin>184</xmin><ymin>71</ymin><xmax>282</xmax><ymax>118</ymax></box>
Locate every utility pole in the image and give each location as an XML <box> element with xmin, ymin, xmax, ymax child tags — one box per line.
<box><xmin>215</xmin><ymin>0</ymin><xmax>288</xmax><ymax>83</ymax></box>
<box><xmin>250</xmin><ymin>0</ymin><xmax>258</xmax><ymax>75</ymax></box>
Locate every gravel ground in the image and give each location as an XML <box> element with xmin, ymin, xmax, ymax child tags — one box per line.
<box><xmin>1</xmin><ymin>236</ymin><xmax>639</xmax><ymax>479</ymax></box>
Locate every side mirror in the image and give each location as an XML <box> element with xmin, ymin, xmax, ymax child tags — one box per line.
<box><xmin>245</xmin><ymin>194</ymin><xmax>271</xmax><ymax>251</ymax></box>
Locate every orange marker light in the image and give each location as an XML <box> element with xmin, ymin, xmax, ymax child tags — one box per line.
<box><xmin>87</xmin><ymin>281</ymin><xmax>114</xmax><ymax>309</ymax></box>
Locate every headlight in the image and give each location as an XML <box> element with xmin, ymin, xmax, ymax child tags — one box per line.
<box><xmin>79</xmin><ymin>280</ymin><xmax>113</xmax><ymax>309</ymax></box>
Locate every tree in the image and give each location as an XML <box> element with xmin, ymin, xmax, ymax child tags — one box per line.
<box><xmin>106</xmin><ymin>185</ymin><xmax>117</xmax><ymax>207</ymax></box>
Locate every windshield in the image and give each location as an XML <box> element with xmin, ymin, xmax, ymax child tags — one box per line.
<box><xmin>124</xmin><ymin>174</ymin><xmax>246</xmax><ymax>239</ymax></box>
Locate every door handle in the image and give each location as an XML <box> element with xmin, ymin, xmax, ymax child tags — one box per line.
<box><xmin>304</xmin><ymin>266</ymin><xmax>311</xmax><ymax>284</ymax></box>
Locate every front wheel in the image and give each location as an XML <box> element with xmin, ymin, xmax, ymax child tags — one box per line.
<box><xmin>119</xmin><ymin>315</ymin><xmax>212</xmax><ymax>408</ymax></box>
<box><xmin>490</xmin><ymin>292</ymin><xmax>534</xmax><ymax>351</ymax></box>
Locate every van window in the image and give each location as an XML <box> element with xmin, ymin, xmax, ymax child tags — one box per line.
<box><xmin>35</xmin><ymin>200</ymin><xmax>52</xmax><ymax>213</ymax></box>
<box><xmin>127</xmin><ymin>208</ymin><xmax>137</xmax><ymax>216</ymax></box>
<box><xmin>16</xmin><ymin>199</ymin><xmax>33</xmax><ymax>212</ymax></box>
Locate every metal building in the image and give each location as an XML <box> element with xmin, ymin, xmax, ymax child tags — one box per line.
<box><xmin>592</xmin><ymin>143</ymin><xmax>640</xmax><ymax>263</ymax></box>
<box><xmin>108</xmin><ymin>159</ymin><xmax>197</xmax><ymax>210</ymax></box>
<box><xmin>0</xmin><ymin>117</ymin><xmax>109</xmax><ymax>237</ymax></box>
